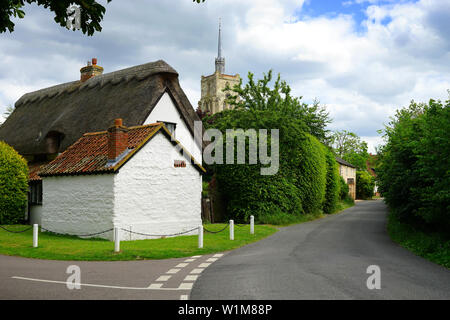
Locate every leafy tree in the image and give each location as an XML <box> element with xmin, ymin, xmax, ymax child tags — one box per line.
<box><xmin>0</xmin><ymin>141</ymin><xmax>28</xmax><ymax>224</ymax></box>
<box><xmin>330</xmin><ymin>130</ymin><xmax>369</xmax><ymax>170</ymax></box>
<box><xmin>0</xmin><ymin>0</ymin><xmax>205</xmax><ymax>36</ymax></box>
<box><xmin>356</xmin><ymin>170</ymin><xmax>374</xmax><ymax>200</ymax></box>
<box><xmin>338</xmin><ymin>175</ymin><xmax>349</xmax><ymax>200</ymax></box>
<box><xmin>378</xmin><ymin>96</ymin><xmax>450</xmax><ymax>231</ymax></box>
<box><xmin>204</xmin><ymin>71</ymin><xmax>329</xmax><ymax>224</ymax></box>
<box><xmin>224</xmin><ymin>70</ymin><xmax>331</xmax><ymax>143</ymax></box>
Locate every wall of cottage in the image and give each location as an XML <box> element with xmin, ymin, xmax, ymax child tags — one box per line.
<box><xmin>113</xmin><ymin>132</ymin><xmax>202</xmax><ymax>241</ymax></box>
<box><xmin>339</xmin><ymin>164</ymin><xmax>356</xmax><ymax>200</ymax></box>
<box><xmin>144</xmin><ymin>92</ymin><xmax>202</xmax><ymax>163</ymax></box>
<box><xmin>41</xmin><ymin>174</ymin><xmax>115</xmax><ymax>240</ymax></box>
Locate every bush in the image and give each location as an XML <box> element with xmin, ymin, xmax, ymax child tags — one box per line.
<box><xmin>0</xmin><ymin>141</ymin><xmax>28</xmax><ymax>224</ymax></box>
<box><xmin>205</xmin><ymin>108</ymin><xmax>327</xmax><ymax>224</ymax></box>
<box><xmin>356</xmin><ymin>170</ymin><xmax>375</xmax><ymax>200</ymax></box>
<box><xmin>378</xmin><ymin>97</ymin><xmax>450</xmax><ymax>232</ymax></box>
<box><xmin>339</xmin><ymin>176</ymin><xmax>349</xmax><ymax>200</ymax></box>
<box><xmin>323</xmin><ymin>148</ymin><xmax>341</xmax><ymax>214</ymax></box>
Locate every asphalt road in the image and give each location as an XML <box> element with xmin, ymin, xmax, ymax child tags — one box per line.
<box><xmin>0</xmin><ymin>252</ymin><xmax>226</xmax><ymax>300</ymax></box>
<box><xmin>191</xmin><ymin>200</ymin><xmax>450</xmax><ymax>300</ymax></box>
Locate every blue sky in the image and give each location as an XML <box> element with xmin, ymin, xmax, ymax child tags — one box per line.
<box><xmin>0</xmin><ymin>0</ymin><xmax>448</xmax><ymax>153</ymax></box>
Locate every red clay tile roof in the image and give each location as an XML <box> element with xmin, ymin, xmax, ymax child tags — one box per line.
<box><xmin>39</xmin><ymin>123</ymin><xmax>205</xmax><ymax>177</ymax></box>
<box><xmin>29</xmin><ymin>162</ymin><xmax>49</xmax><ymax>181</ymax></box>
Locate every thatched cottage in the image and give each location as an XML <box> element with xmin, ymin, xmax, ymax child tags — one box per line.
<box><xmin>0</xmin><ymin>59</ymin><xmax>204</xmax><ymax>229</ymax></box>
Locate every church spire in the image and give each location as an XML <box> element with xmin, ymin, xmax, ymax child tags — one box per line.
<box><xmin>215</xmin><ymin>18</ymin><xmax>225</xmax><ymax>74</ymax></box>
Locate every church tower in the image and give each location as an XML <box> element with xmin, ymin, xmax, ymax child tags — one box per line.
<box><xmin>198</xmin><ymin>20</ymin><xmax>240</xmax><ymax>114</ymax></box>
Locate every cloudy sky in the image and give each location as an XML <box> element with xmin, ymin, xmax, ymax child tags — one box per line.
<box><xmin>1</xmin><ymin>0</ymin><xmax>449</xmax><ymax>152</ymax></box>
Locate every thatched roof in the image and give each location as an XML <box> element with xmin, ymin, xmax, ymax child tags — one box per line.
<box><xmin>0</xmin><ymin>60</ymin><xmax>202</xmax><ymax>156</ymax></box>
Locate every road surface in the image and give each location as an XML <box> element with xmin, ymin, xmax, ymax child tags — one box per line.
<box><xmin>191</xmin><ymin>200</ymin><xmax>450</xmax><ymax>299</ymax></box>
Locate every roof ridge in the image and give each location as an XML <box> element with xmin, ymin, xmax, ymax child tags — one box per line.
<box><xmin>15</xmin><ymin>60</ymin><xmax>177</xmax><ymax>107</ymax></box>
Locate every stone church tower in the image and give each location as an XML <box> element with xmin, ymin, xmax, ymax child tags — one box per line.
<box><xmin>198</xmin><ymin>21</ymin><xmax>240</xmax><ymax>114</ymax></box>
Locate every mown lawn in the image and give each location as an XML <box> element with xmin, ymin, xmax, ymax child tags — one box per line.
<box><xmin>0</xmin><ymin>224</ymin><xmax>277</xmax><ymax>261</ymax></box>
<box><xmin>387</xmin><ymin>212</ymin><xmax>450</xmax><ymax>269</ymax></box>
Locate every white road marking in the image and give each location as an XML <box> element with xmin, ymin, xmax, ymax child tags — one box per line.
<box><xmin>156</xmin><ymin>275</ymin><xmax>171</xmax><ymax>282</ymax></box>
<box><xmin>198</xmin><ymin>263</ymin><xmax>211</xmax><ymax>268</ymax></box>
<box><xmin>176</xmin><ymin>263</ymin><xmax>189</xmax><ymax>268</ymax></box>
<box><xmin>178</xmin><ymin>283</ymin><xmax>193</xmax><ymax>290</ymax></box>
<box><xmin>180</xmin><ymin>295</ymin><xmax>189</xmax><ymax>300</ymax></box>
<box><xmin>190</xmin><ymin>268</ymin><xmax>204</xmax><ymax>274</ymax></box>
<box><xmin>148</xmin><ymin>283</ymin><xmax>163</xmax><ymax>289</ymax></box>
<box><xmin>166</xmin><ymin>268</ymin><xmax>181</xmax><ymax>274</ymax></box>
<box><xmin>184</xmin><ymin>275</ymin><xmax>198</xmax><ymax>281</ymax></box>
<box><xmin>213</xmin><ymin>254</ymin><xmax>224</xmax><ymax>258</ymax></box>
<box><xmin>184</xmin><ymin>258</ymin><xmax>196</xmax><ymax>262</ymax></box>
<box><xmin>206</xmin><ymin>258</ymin><xmax>218</xmax><ymax>262</ymax></box>
<box><xmin>12</xmin><ymin>276</ymin><xmax>190</xmax><ymax>291</ymax></box>
<box><xmin>191</xmin><ymin>255</ymin><xmax>202</xmax><ymax>258</ymax></box>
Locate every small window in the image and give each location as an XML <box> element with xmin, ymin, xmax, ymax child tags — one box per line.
<box><xmin>347</xmin><ymin>178</ymin><xmax>354</xmax><ymax>185</ymax></box>
<box><xmin>158</xmin><ymin>121</ymin><xmax>176</xmax><ymax>137</ymax></box>
<box><xmin>29</xmin><ymin>181</ymin><xmax>42</xmax><ymax>205</ymax></box>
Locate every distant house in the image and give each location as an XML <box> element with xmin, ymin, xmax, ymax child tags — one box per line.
<box><xmin>0</xmin><ymin>59</ymin><xmax>203</xmax><ymax>225</ymax></box>
<box><xmin>335</xmin><ymin>156</ymin><xmax>356</xmax><ymax>200</ymax></box>
<box><xmin>38</xmin><ymin>119</ymin><xmax>204</xmax><ymax>240</ymax></box>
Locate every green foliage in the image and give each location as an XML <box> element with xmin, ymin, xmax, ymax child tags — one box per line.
<box><xmin>388</xmin><ymin>211</ymin><xmax>450</xmax><ymax>268</ymax></box>
<box><xmin>378</xmin><ymin>96</ymin><xmax>450</xmax><ymax>232</ymax></box>
<box><xmin>204</xmin><ymin>71</ymin><xmax>329</xmax><ymax>225</ymax></box>
<box><xmin>339</xmin><ymin>176</ymin><xmax>349</xmax><ymax>200</ymax></box>
<box><xmin>0</xmin><ymin>141</ymin><xmax>28</xmax><ymax>224</ymax></box>
<box><xmin>0</xmin><ymin>1</ymin><xmax>204</xmax><ymax>35</ymax></box>
<box><xmin>330</xmin><ymin>130</ymin><xmax>369</xmax><ymax>170</ymax></box>
<box><xmin>356</xmin><ymin>170</ymin><xmax>375</xmax><ymax>200</ymax></box>
<box><xmin>323</xmin><ymin>147</ymin><xmax>341</xmax><ymax>214</ymax></box>
<box><xmin>224</xmin><ymin>70</ymin><xmax>331</xmax><ymax>143</ymax></box>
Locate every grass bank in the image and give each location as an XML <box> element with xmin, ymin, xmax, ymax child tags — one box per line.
<box><xmin>387</xmin><ymin>212</ymin><xmax>450</xmax><ymax>268</ymax></box>
<box><xmin>0</xmin><ymin>224</ymin><xmax>277</xmax><ymax>261</ymax></box>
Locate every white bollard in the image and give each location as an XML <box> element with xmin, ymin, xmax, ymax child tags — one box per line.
<box><xmin>198</xmin><ymin>225</ymin><xmax>203</xmax><ymax>249</ymax></box>
<box><xmin>230</xmin><ymin>220</ymin><xmax>234</xmax><ymax>240</ymax></box>
<box><xmin>33</xmin><ymin>224</ymin><xmax>38</xmax><ymax>248</ymax></box>
<box><xmin>250</xmin><ymin>215</ymin><xmax>254</xmax><ymax>235</ymax></box>
<box><xmin>114</xmin><ymin>227</ymin><xmax>120</xmax><ymax>253</ymax></box>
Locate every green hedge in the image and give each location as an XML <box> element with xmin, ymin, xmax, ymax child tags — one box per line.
<box><xmin>339</xmin><ymin>176</ymin><xmax>349</xmax><ymax>200</ymax></box>
<box><xmin>0</xmin><ymin>141</ymin><xmax>28</xmax><ymax>224</ymax></box>
<box><xmin>378</xmin><ymin>98</ymin><xmax>450</xmax><ymax>232</ymax></box>
<box><xmin>323</xmin><ymin>148</ymin><xmax>341</xmax><ymax>213</ymax></box>
<box><xmin>205</xmin><ymin>108</ymin><xmax>327</xmax><ymax>224</ymax></box>
<box><xmin>356</xmin><ymin>170</ymin><xmax>375</xmax><ymax>200</ymax></box>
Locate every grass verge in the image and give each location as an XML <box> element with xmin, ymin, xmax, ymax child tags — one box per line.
<box><xmin>387</xmin><ymin>212</ymin><xmax>450</xmax><ymax>268</ymax></box>
<box><xmin>0</xmin><ymin>224</ymin><xmax>277</xmax><ymax>261</ymax></box>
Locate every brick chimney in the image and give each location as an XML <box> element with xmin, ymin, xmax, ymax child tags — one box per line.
<box><xmin>80</xmin><ymin>58</ymin><xmax>104</xmax><ymax>82</ymax></box>
<box><xmin>107</xmin><ymin>118</ymin><xmax>129</xmax><ymax>161</ymax></box>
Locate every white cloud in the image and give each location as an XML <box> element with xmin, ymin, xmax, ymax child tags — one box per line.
<box><xmin>0</xmin><ymin>0</ymin><xmax>448</xmax><ymax>154</ymax></box>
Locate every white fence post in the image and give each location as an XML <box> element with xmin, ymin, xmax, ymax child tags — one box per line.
<box><xmin>33</xmin><ymin>224</ymin><xmax>38</xmax><ymax>248</ymax></box>
<box><xmin>114</xmin><ymin>227</ymin><xmax>120</xmax><ymax>253</ymax></box>
<box><xmin>230</xmin><ymin>220</ymin><xmax>234</xmax><ymax>240</ymax></box>
<box><xmin>198</xmin><ymin>225</ymin><xmax>203</xmax><ymax>249</ymax></box>
<box><xmin>250</xmin><ymin>215</ymin><xmax>254</xmax><ymax>234</ymax></box>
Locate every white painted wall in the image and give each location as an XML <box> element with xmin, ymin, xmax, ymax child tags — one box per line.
<box><xmin>40</xmin><ymin>131</ymin><xmax>202</xmax><ymax>241</ymax></box>
<box><xmin>114</xmin><ymin>132</ymin><xmax>202</xmax><ymax>241</ymax></box>
<box><xmin>144</xmin><ymin>92</ymin><xmax>202</xmax><ymax>163</ymax></box>
<box><xmin>42</xmin><ymin>175</ymin><xmax>115</xmax><ymax>240</ymax></box>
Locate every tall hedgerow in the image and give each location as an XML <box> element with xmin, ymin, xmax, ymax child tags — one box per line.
<box><xmin>0</xmin><ymin>141</ymin><xmax>28</xmax><ymax>224</ymax></box>
<box><xmin>323</xmin><ymin>147</ymin><xmax>341</xmax><ymax>214</ymax></box>
<box><xmin>378</xmin><ymin>97</ymin><xmax>450</xmax><ymax>231</ymax></box>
